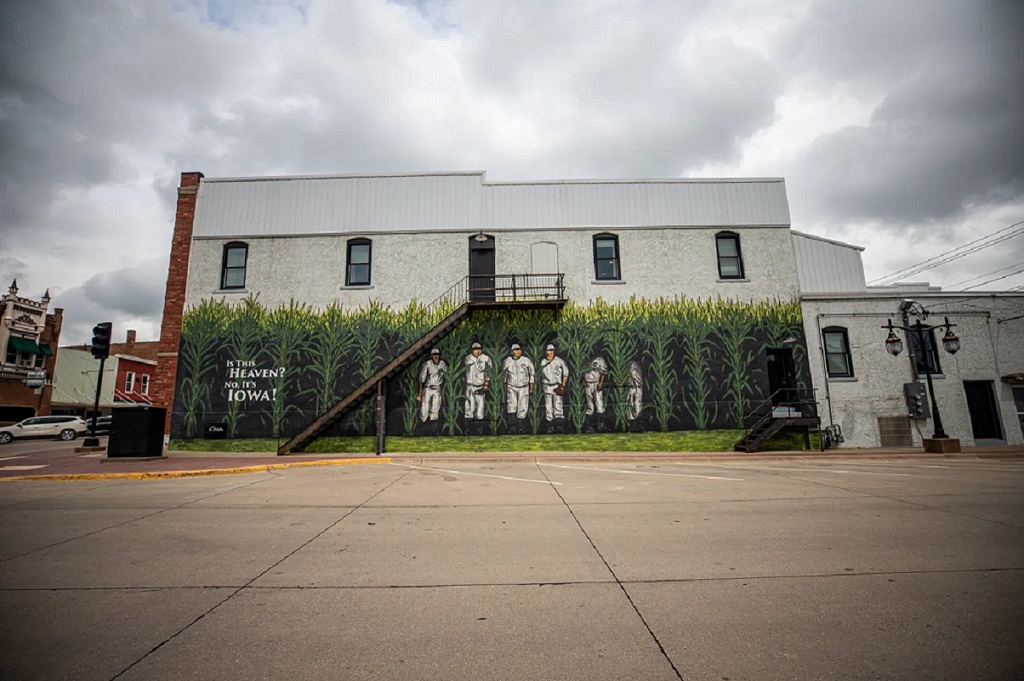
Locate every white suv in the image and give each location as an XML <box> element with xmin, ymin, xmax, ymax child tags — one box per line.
<box><xmin>0</xmin><ymin>416</ymin><xmax>89</xmax><ymax>444</ymax></box>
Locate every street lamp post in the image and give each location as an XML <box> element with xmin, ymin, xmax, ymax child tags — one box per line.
<box><xmin>883</xmin><ymin>315</ymin><xmax>960</xmax><ymax>444</ymax></box>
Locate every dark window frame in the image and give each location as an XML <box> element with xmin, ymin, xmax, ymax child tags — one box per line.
<box><xmin>220</xmin><ymin>242</ymin><xmax>248</xmax><ymax>290</ymax></box>
<box><xmin>910</xmin><ymin>327</ymin><xmax>942</xmax><ymax>375</ymax></box>
<box><xmin>592</xmin><ymin>233</ymin><xmax>621</xmax><ymax>281</ymax></box>
<box><xmin>822</xmin><ymin>326</ymin><xmax>854</xmax><ymax>378</ymax></box>
<box><xmin>715</xmin><ymin>231</ymin><xmax>745</xmax><ymax>279</ymax></box>
<box><xmin>345</xmin><ymin>238</ymin><xmax>373</xmax><ymax>287</ymax></box>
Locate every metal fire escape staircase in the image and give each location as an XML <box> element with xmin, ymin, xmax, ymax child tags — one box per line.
<box><xmin>278</xmin><ymin>274</ymin><xmax>566</xmax><ymax>455</ymax></box>
<box><xmin>733</xmin><ymin>389</ymin><xmax>820</xmax><ymax>453</ymax></box>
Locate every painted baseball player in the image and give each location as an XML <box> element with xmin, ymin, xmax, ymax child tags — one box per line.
<box><xmin>463</xmin><ymin>342</ymin><xmax>493</xmax><ymax>420</ymax></box>
<box><xmin>502</xmin><ymin>343</ymin><xmax>534</xmax><ymax>419</ymax></box>
<box><xmin>582</xmin><ymin>356</ymin><xmax>609</xmax><ymax>415</ymax></box>
<box><xmin>626</xmin><ymin>360</ymin><xmax>643</xmax><ymax>420</ymax></box>
<box><xmin>416</xmin><ymin>348</ymin><xmax>447</xmax><ymax>422</ymax></box>
<box><xmin>539</xmin><ymin>344</ymin><xmax>569</xmax><ymax>421</ymax></box>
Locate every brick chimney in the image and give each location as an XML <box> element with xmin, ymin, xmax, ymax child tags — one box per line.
<box><xmin>126</xmin><ymin>329</ymin><xmax>137</xmax><ymax>344</ymax></box>
<box><xmin>152</xmin><ymin>171</ymin><xmax>203</xmax><ymax>434</ymax></box>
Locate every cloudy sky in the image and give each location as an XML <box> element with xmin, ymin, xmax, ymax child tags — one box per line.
<box><xmin>2</xmin><ymin>0</ymin><xmax>1022</xmax><ymax>344</ymax></box>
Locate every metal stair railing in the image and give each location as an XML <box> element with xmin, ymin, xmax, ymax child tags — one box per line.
<box><xmin>734</xmin><ymin>388</ymin><xmax>819</xmax><ymax>452</ymax></box>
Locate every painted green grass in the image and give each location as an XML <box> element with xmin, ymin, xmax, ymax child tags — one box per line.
<box><xmin>170</xmin><ymin>429</ymin><xmax>820</xmax><ymax>454</ymax></box>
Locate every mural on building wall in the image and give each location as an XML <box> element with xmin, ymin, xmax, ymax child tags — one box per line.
<box><xmin>170</xmin><ymin>295</ymin><xmax>811</xmax><ymax>441</ymax></box>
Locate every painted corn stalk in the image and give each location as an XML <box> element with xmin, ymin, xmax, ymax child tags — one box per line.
<box><xmin>472</xmin><ymin>311</ymin><xmax>510</xmax><ymax>434</ymax></box>
<box><xmin>178</xmin><ymin>298</ymin><xmax>228</xmax><ymax>437</ymax></box>
<box><xmin>598</xmin><ymin>298</ymin><xmax>640</xmax><ymax>431</ymax></box>
<box><xmin>393</xmin><ymin>302</ymin><xmax>432</xmax><ymax>436</ymax></box>
<box><xmin>437</xmin><ymin>321</ymin><xmax>473</xmax><ymax>435</ymax></box>
<box><xmin>556</xmin><ymin>303</ymin><xmax>597</xmax><ymax>434</ymax></box>
<box><xmin>264</xmin><ymin>301</ymin><xmax>312</xmax><ymax>437</ymax></box>
<box><xmin>713</xmin><ymin>299</ymin><xmax>760</xmax><ymax>427</ymax></box>
<box><xmin>223</xmin><ymin>295</ymin><xmax>265</xmax><ymax>437</ymax></box>
<box><xmin>303</xmin><ymin>302</ymin><xmax>360</xmax><ymax>416</ymax></box>
<box><xmin>350</xmin><ymin>301</ymin><xmax>391</xmax><ymax>433</ymax></box>
<box><xmin>676</xmin><ymin>298</ymin><xmax>717</xmax><ymax>430</ymax></box>
<box><xmin>638</xmin><ymin>299</ymin><xmax>678</xmax><ymax>431</ymax></box>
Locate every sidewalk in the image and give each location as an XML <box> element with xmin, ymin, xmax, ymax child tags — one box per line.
<box><xmin>1</xmin><ymin>442</ymin><xmax>1022</xmax><ymax>481</ymax></box>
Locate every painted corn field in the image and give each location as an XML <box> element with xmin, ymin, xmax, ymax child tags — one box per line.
<box><xmin>170</xmin><ymin>295</ymin><xmax>812</xmax><ymax>443</ymax></box>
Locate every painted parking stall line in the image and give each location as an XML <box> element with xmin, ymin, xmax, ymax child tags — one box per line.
<box><xmin>390</xmin><ymin>463</ymin><xmax>560</xmax><ymax>485</ymax></box>
<box><xmin>0</xmin><ymin>465</ymin><xmax>48</xmax><ymax>471</ymax></box>
<box><xmin>706</xmin><ymin>464</ymin><xmax>912</xmax><ymax>477</ymax></box>
<box><xmin>542</xmin><ymin>463</ymin><xmax>745</xmax><ymax>481</ymax></box>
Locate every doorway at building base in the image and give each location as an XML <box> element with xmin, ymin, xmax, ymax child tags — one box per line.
<box><xmin>170</xmin><ymin>296</ymin><xmax>810</xmax><ymax>440</ymax></box>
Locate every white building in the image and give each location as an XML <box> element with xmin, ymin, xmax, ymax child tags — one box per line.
<box><xmin>156</xmin><ymin>171</ymin><xmax>1024</xmax><ymax>450</ymax></box>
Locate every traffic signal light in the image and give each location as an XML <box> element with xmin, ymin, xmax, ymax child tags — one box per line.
<box><xmin>91</xmin><ymin>322</ymin><xmax>112</xmax><ymax>360</ymax></box>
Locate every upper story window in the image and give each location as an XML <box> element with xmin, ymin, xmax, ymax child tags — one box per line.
<box><xmin>593</xmin><ymin>234</ymin><xmax>621</xmax><ymax>281</ymax></box>
<box><xmin>124</xmin><ymin>371</ymin><xmax>135</xmax><ymax>394</ymax></box>
<box><xmin>910</xmin><ymin>327</ymin><xmax>942</xmax><ymax>375</ymax></box>
<box><xmin>140</xmin><ymin>374</ymin><xmax>150</xmax><ymax>396</ymax></box>
<box><xmin>221</xmin><ymin>242</ymin><xmax>248</xmax><ymax>290</ymax></box>
<box><xmin>822</xmin><ymin>326</ymin><xmax>854</xmax><ymax>378</ymax></box>
<box><xmin>715</xmin><ymin>232</ymin><xmax>744</xmax><ymax>279</ymax></box>
<box><xmin>346</xmin><ymin>238</ymin><xmax>372</xmax><ymax>286</ymax></box>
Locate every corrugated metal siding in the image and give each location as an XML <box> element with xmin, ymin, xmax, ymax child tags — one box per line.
<box><xmin>792</xmin><ymin>232</ymin><xmax>867</xmax><ymax>293</ymax></box>
<box><xmin>193</xmin><ymin>173</ymin><xmax>790</xmax><ymax>237</ymax></box>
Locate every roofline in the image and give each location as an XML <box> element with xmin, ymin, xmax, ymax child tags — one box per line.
<box><xmin>791</xmin><ymin>230</ymin><xmax>865</xmax><ymax>251</ymax></box>
<box><xmin>801</xmin><ymin>291</ymin><xmax>1024</xmax><ymax>301</ymax></box>
<box><xmin>200</xmin><ymin>171</ymin><xmax>787</xmax><ymax>186</ymax></box>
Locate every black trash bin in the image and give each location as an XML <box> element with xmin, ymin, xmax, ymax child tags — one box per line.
<box><xmin>107</xmin><ymin>407</ymin><xmax>166</xmax><ymax>458</ymax></box>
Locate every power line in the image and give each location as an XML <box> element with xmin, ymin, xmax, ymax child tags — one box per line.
<box><xmin>947</xmin><ymin>261</ymin><xmax>1024</xmax><ymax>288</ymax></box>
<box><xmin>868</xmin><ymin>220</ymin><xmax>1024</xmax><ymax>285</ymax></box>
<box><xmin>961</xmin><ymin>266</ymin><xmax>1024</xmax><ymax>291</ymax></box>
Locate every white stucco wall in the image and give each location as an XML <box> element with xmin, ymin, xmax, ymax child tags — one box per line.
<box><xmin>801</xmin><ymin>294</ymin><xmax>1024</xmax><ymax>448</ymax></box>
<box><xmin>184</xmin><ymin>225</ymin><xmax>802</xmax><ymax>309</ymax></box>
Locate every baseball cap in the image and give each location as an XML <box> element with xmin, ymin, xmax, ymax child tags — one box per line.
<box><xmin>471</xmin><ymin>342</ymin><xmax>482</xmax><ymax>349</ymax></box>
<box><xmin>545</xmin><ymin>344</ymin><xmax>555</xmax><ymax>351</ymax></box>
<box><xmin>431</xmin><ymin>348</ymin><xmax>440</xmax><ymax>355</ymax></box>
<box><xmin>511</xmin><ymin>343</ymin><xmax>521</xmax><ymax>350</ymax></box>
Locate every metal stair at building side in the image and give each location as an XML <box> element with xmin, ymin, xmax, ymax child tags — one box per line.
<box><xmin>733</xmin><ymin>389</ymin><xmax>820</xmax><ymax>453</ymax></box>
<box><xmin>277</xmin><ymin>274</ymin><xmax>566</xmax><ymax>455</ymax></box>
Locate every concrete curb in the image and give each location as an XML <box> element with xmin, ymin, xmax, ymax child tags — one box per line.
<box><xmin>0</xmin><ymin>457</ymin><xmax>392</xmax><ymax>482</ymax></box>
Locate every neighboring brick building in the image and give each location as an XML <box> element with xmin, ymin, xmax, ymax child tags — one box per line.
<box><xmin>0</xmin><ymin>281</ymin><xmax>63</xmax><ymax>423</ymax></box>
<box><xmin>52</xmin><ymin>329</ymin><xmax>158</xmax><ymax>416</ymax></box>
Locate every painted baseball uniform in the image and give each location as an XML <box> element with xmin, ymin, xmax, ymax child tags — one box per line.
<box><xmin>502</xmin><ymin>355</ymin><xmax>534</xmax><ymax>419</ymax></box>
<box><xmin>540</xmin><ymin>355</ymin><xmax>569</xmax><ymax>421</ymax></box>
<box><xmin>626</xmin><ymin>362</ymin><xmax>643</xmax><ymax>420</ymax></box>
<box><xmin>583</xmin><ymin>357</ymin><xmax>608</xmax><ymax>415</ymax></box>
<box><xmin>418</xmin><ymin>359</ymin><xmax>447</xmax><ymax>422</ymax></box>
<box><xmin>463</xmin><ymin>352</ymin><xmax>493</xmax><ymax>420</ymax></box>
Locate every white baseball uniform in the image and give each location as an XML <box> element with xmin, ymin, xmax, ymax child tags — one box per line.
<box><xmin>463</xmin><ymin>352</ymin><xmax>493</xmax><ymax>420</ymax></box>
<box><xmin>540</xmin><ymin>355</ymin><xmax>569</xmax><ymax>421</ymax></box>
<box><xmin>418</xmin><ymin>359</ymin><xmax>447</xmax><ymax>422</ymax></box>
<box><xmin>502</xmin><ymin>355</ymin><xmax>534</xmax><ymax>419</ymax></box>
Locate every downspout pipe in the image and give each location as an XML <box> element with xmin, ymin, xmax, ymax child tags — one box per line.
<box><xmin>815</xmin><ymin>314</ymin><xmax>835</xmax><ymax>427</ymax></box>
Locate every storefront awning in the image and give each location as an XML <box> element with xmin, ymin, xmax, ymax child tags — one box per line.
<box><xmin>39</xmin><ymin>344</ymin><xmax>53</xmax><ymax>356</ymax></box>
<box><xmin>8</xmin><ymin>337</ymin><xmax>42</xmax><ymax>355</ymax></box>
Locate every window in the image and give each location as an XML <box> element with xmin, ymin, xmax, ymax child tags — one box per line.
<box><xmin>910</xmin><ymin>328</ymin><xmax>942</xmax><ymax>375</ymax></box>
<box><xmin>593</xmin><ymin>234</ymin><xmax>621</xmax><ymax>280</ymax></box>
<box><xmin>346</xmin><ymin>238</ymin><xmax>372</xmax><ymax>286</ymax></box>
<box><xmin>822</xmin><ymin>327</ymin><xmax>854</xmax><ymax>378</ymax></box>
<box><xmin>124</xmin><ymin>372</ymin><xmax>135</xmax><ymax>394</ymax></box>
<box><xmin>220</xmin><ymin>242</ymin><xmax>248</xmax><ymax>289</ymax></box>
<box><xmin>716</xmin><ymin>232</ymin><xmax>744</xmax><ymax>279</ymax></box>
<box><xmin>140</xmin><ymin>374</ymin><xmax>150</xmax><ymax>396</ymax></box>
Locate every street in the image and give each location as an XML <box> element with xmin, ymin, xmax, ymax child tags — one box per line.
<box><xmin>1</xmin><ymin>457</ymin><xmax>1022</xmax><ymax>680</ymax></box>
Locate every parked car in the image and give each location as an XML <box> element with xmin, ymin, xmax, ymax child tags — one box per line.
<box><xmin>85</xmin><ymin>415</ymin><xmax>113</xmax><ymax>435</ymax></box>
<box><xmin>0</xmin><ymin>416</ymin><xmax>89</xmax><ymax>444</ymax></box>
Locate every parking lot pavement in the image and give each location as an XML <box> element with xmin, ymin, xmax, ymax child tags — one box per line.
<box><xmin>1</xmin><ymin>458</ymin><xmax>1022</xmax><ymax>680</ymax></box>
